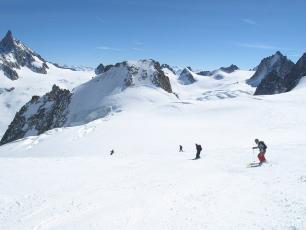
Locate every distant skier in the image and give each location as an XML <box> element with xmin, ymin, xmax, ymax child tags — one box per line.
<box><xmin>195</xmin><ymin>144</ymin><xmax>202</xmax><ymax>159</ymax></box>
<box><xmin>179</xmin><ymin>145</ymin><xmax>184</xmax><ymax>152</ymax></box>
<box><xmin>252</xmin><ymin>139</ymin><xmax>267</xmax><ymax>164</ymax></box>
<box><xmin>110</xmin><ymin>149</ymin><xmax>114</xmax><ymax>155</ymax></box>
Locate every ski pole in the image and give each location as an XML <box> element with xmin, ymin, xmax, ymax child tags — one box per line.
<box><xmin>252</xmin><ymin>148</ymin><xmax>255</xmax><ymax>163</ymax></box>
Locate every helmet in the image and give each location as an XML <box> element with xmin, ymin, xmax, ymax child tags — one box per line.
<box><xmin>255</xmin><ymin>139</ymin><xmax>259</xmax><ymax>143</ymax></box>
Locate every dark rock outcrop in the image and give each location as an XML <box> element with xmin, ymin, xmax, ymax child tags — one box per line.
<box><xmin>95</xmin><ymin>63</ymin><xmax>105</xmax><ymax>75</ymax></box>
<box><xmin>254</xmin><ymin>71</ymin><xmax>286</xmax><ymax>95</ymax></box>
<box><xmin>161</xmin><ymin>64</ymin><xmax>176</xmax><ymax>75</ymax></box>
<box><xmin>0</xmin><ymin>63</ymin><xmax>19</xmax><ymax>80</ymax></box>
<box><xmin>197</xmin><ymin>70</ymin><xmax>213</xmax><ymax>76</ymax></box>
<box><xmin>220</xmin><ymin>64</ymin><xmax>239</xmax><ymax>73</ymax></box>
<box><xmin>284</xmin><ymin>53</ymin><xmax>306</xmax><ymax>92</ymax></box>
<box><xmin>152</xmin><ymin>61</ymin><xmax>173</xmax><ymax>93</ymax></box>
<box><xmin>178</xmin><ymin>67</ymin><xmax>196</xmax><ymax>85</ymax></box>
<box><xmin>254</xmin><ymin>53</ymin><xmax>306</xmax><ymax>95</ymax></box>
<box><xmin>247</xmin><ymin>51</ymin><xmax>294</xmax><ymax>87</ymax></box>
<box><xmin>123</xmin><ymin>60</ymin><xmax>172</xmax><ymax>93</ymax></box>
<box><xmin>0</xmin><ymin>85</ymin><xmax>72</xmax><ymax>145</ymax></box>
<box><xmin>0</xmin><ymin>30</ymin><xmax>15</xmax><ymax>53</ymax></box>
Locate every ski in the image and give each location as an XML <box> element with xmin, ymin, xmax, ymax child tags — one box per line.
<box><xmin>247</xmin><ymin>162</ymin><xmax>261</xmax><ymax>168</ymax></box>
<box><xmin>192</xmin><ymin>157</ymin><xmax>201</xmax><ymax>160</ymax></box>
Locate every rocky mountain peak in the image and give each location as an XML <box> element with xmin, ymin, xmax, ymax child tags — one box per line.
<box><xmin>178</xmin><ymin>67</ymin><xmax>196</xmax><ymax>85</ymax></box>
<box><xmin>95</xmin><ymin>63</ymin><xmax>105</xmax><ymax>75</ymax></box>
<box><xmin>247</xmin><ymin>51</ymin><xmax>294</xmax><ymax>87</ymax></box>
<box><xmin>0</xmin><ymin>30</ymin><xmax>49</xmax><ymax>80</ymax></box>
<box><xmin>252</xmin><ymin>52</ymin><xmax>306</xmax><ymax>95</ymax></box>
<box><xmin>0</xmin><ymin>30</ymin><xmax>15</xmax><ymax>52</ymax></box>
<box><xmin>122</xmin><ymin>59</ymin><xmax>172</xmax><ymax>93</ymax></box>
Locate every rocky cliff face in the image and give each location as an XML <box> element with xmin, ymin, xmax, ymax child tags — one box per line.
<box><xmin>284</xmin><ymin>53</ymin><xmax>306</xmax><ymax>92</ymax></box>
<box><xmin>0</xmin><ymin>30</ymin><xmax>49</xmax><ymax>80</ymax></box>
<box><xmin>247</xmin><ymin>51</ymin><xmax>294</xmax><ymax>87</ymax></box>
<box><xmin>0</xmin><ymin>85</ymin><xmax>72</xmax><ymax>145</ymax></box>
<box><xmin>254</xmin><ymin>53</ymin><xmax>306</xmax><ymax>95</ymax></box>
<box><xmin>121</xmin><ymin>60</ymin><xmax>172</xmax><ymax>93</ymax></box>
<box><xmin>254</xmin><ymin>71</ymin><xmax>286</xmax><ymax>95</ymax></box>
<box><xmin>95</xmin><ymin>63</ymin><xmax>105</xmax><ymax>75</ymax></box>
<box><xmin>178</xmin><ymin>67</ymin><xmax>196</xmax><ymax>85</ymax></box>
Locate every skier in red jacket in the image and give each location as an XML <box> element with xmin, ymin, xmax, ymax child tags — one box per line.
<box><xmin>253</xmin><ymin>139</ymin><xmax>267</xmax><ymax>164</ymax></box>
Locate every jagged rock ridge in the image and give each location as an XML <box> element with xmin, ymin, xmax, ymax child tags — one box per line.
<box><xmin>197</xmin><ymin>64</ymin><xmax>239</xmax><ymax>76</ymax></box>
<box><xmin>0</xmin><ymin>85</ymin><xmax>72</xmax><ymax>145</ymax></box>
<box><xmin>247</xmin><ymin>51</ymin><xmax>294</xmax><ymax>87</ymax></box>
<box><xmin>0</xmin><ymin>30</ymin><xmax>49</xmax><ymax>80</ymax></box>
<box><xmin>220</xmin><ymin>64</ymin><xmax>239</xmax><ymax>73</ymax></box>
<box><xmin>254</xmin><ymin>53</ymin><xmax>306</xmax><ymax>95</ymax></box>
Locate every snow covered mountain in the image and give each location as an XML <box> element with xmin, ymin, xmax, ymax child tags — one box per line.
<box><xmin>0</xmin><ymin>30</ymin><xmax>50</xmax><ymax>80</ymax></box>
<box><xmin>0</xmin><ymin>31</ymin><xmax>93</xmax><ymax>137</ymax></box>
<box><xmin>0</xmin><ymin>59</ymin><xmax>175</xmax><ymax>145</ymax></box>
<box><xmin>178</xmin><ymin>64</ymin><xmax>240</xmax><ymax>85</ymax></box>
<box><xmin>0</xmin><ymin>60</ymin><xmax>255</xmax><ymax>146</ymax></box>
<box><xmin>247</xmin><ymin>51</ymin><xmax>294</xmax><ymax>88</ymax></box>
<box><xmin>253</xmin><ymin>53</ymin><xmax>306</xmax><ymax>95</ymax></box>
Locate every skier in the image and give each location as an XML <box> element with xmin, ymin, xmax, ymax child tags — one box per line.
<box><xmin>179</xmin><ymin>145</ymin><xmax>183</xmax><ymax>152</ymax></box>
<box><xmin>252</xmin><ymin>139</ymin><xmax>267</xmax><ymax>164</ymax></box>
<box><xmin>195</xmin><ymin>144</ymin><xmax>202</xmax><ymax>159</ymax></box>
<box><xmin>110</xmin><ymin>149</ymin><xmax>114</xmax><ymax>155</ymax></box>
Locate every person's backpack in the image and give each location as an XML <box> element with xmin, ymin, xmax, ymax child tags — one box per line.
<box><xmin>199</xmin><ymin>145</ymin><xmax>202</xmax><ymax>151</ymax></box>
<box><xmin>259</xmin><ymin>141</ymin><xmax>267</xmax><ymax>150</ymax></box>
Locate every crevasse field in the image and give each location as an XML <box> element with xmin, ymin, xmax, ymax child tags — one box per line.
<box><xmin>0</xmin><ymin>69</ymin><xmax>306</xmax><ymax>230</ymax></box>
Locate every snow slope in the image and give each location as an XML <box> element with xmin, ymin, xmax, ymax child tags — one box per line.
<box><xmin>0</xmin><ymin>68</ymin><xmax>306</xmax><ymax>229</ymax></box>
<box><xmin>0</xmin><ymin>63</ymin><xmax>93</xmax><ymax>137</ymax></box>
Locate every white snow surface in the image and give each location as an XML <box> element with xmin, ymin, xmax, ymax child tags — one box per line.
<box><xmin>0</xmin><ymin>64</ymin><xmax>93</xmax><ymax>137</ymax></box>
<box><xmin>0</xmin><ymin>65</ymin><xmax>306</xmax><ymax>230</ymax></box>
<box><xmin>31</xmin><ymin>56</ymin><xmax>44</xmax><ymax>68</ymax></box>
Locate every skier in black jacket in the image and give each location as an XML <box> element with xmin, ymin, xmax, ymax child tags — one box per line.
<box><xmin>252</xmin><ymin>139</ymin><xmax>267</xmax><ymax>164</ymax></box>
<box><xmin>195</xmin><ymin>144</ymin><xmax>202</xmax><ymax>159</ymax></box>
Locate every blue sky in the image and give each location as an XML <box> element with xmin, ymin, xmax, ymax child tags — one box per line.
<box><xmin>1</xmin><ymin>0</ymin><xmax>305</xmax><ymax>70</ymax></box>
